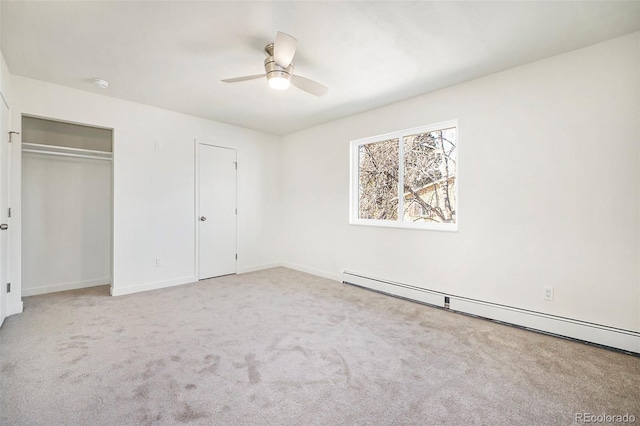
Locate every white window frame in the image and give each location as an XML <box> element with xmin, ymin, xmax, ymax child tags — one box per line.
<box><xmin>349</xmin><ymin>120</ymin><xmax>458</xmax><ymax>232</ymax></box>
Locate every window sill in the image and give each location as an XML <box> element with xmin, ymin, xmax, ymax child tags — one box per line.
<box><xmin>349</xmin><ymin>219</ymin><xmax>458</xmax><ymax>232</ymax></box>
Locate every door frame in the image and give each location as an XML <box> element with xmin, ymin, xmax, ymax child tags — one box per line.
<box><xmin>0</xmin><ymin>94</ymin><xmax>8</xmax><ymax>326</ymax></box>
<box><xmin>194</xmin><ymin>140</ymin><xmax>238</xmax><ymax>280</ymax></box>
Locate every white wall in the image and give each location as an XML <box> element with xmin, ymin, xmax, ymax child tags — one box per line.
<box><xmin>21</xmin><ymin>153</ymin><xmax>111</xmax><ymax>296</ymax></box>
<box><xmin>11</xmin><ymin>76</ymin><xmax>281</xmax><ymax>297</ymax></box>
<box><xmin>280</xmin><ymin>32</ymin><xmax>640</xmax><ymax>332</ymax></box>
<box><xmin>0</xmin><ymin>55</ymin><xmax>9</xmax><ymax>109</ymax></box>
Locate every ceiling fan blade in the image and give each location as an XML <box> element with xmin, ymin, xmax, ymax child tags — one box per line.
<box><xmin>221</xmin><ymin>75</ymin><xmax>265</xmax><ymax>83</ymax></box>
<box><xmin>291</xmin><ymin>75</ymin><xmax>329</xmax><ymax>97</ymax></box>
<box><xmin>274</xmin><ymin>31</ymin><xmax>297</xmax><ymax>68</ymax></box>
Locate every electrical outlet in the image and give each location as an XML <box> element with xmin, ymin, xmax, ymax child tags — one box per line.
<box><xmin>155</xmin><ymin>258</ymin><xmax>162</xmax><ymax>267</ymax></box>
<box><xmin>544</xmin><ymin>286</ymin><xmax>554</xmax><ymax>301</ymax></box>
<box><xmin>154</xmin><ymin>141</ymin><xmax>161</xmax><ymax>151</ymax></box>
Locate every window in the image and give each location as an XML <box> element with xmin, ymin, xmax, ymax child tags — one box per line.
<box><xmin>350</xmin><ymin>120</ymin><xmax>458</xmax><ymax>231</ymax></box>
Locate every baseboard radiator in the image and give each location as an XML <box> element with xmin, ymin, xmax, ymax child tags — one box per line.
<box><xmin>342</xmin><ymin>270</ymin><xmax>640</xmax><ymax>355</ymax></box>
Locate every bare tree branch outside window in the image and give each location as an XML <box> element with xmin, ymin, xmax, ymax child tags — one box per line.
<box><xmin>358</xmin><ymin>138</ymin><xmax>399</xmax><ymax>220</ymax></box>
<box><xmin>356</xmin><ymin>126</ymin><xmax>457</xmax><ymax>225</ymax></box>
<box><xmin>404</xmin><ymin>128</ymin><xmax>457</xmax><ymax>223</ymax></box>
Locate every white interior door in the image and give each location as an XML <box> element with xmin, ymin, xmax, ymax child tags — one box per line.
<box><xmin>0</xmin><ymin>100</ymin><xmax>10</xmax><ymax>326</ymax></box>
<box><xmin>198</xmin><ymin>144</ymin><xmax>237</xmax><ymax>279</ymax></box>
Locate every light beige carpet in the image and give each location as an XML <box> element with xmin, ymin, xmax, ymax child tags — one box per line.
<box><xmin>1</xmin><ymin>267</ymin><xmax>638</xmax><ymax>425</ymax></box>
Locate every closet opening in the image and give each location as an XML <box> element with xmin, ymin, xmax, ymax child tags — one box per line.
<box><xmin>21</xmin><ymin>116</ymin><xmax>113</xmax><ymax>296</ymax></box>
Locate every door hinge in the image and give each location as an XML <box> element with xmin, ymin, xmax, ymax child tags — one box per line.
<box><xmin>8</xmin><ymin>207</ymin><xmax>11</xmax><ymax>218</ymax></box>
<box><xmin>235</xmin><ymin>208</ymin><xmax>237</xmax><ymax>215</ymax></box>
<box><xmin>235</xmin><ymin>254</ymin><xmax>238</xmax><ymax>260</ymax></box>
<box><xmin>6</xmin><ymin>283</ymin><xmax>10</xmax><ymax>293</ymax></box>
<box><xmin>234</xmin><ymin>162</ymin><xmax>237</xmax><ymax>170</ymax></box>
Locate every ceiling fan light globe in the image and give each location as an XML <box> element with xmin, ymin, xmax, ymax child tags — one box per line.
<box><xmin>268</xmin><ymin>76</ymin><xmax>290</xmax><ymax>90</ymax></box>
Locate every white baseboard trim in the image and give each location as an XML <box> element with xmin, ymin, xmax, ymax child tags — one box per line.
<box><xmin>343</xmin><ymin>271</ymin><xmax>445</xmax><ymax>307</ymax></box>
<box><xmin>343</xmin><ymin>270</ymin><xmax>640</xmax><ymax>354</ymax></box>
<box><xmin>110</xmin><ymin>275</ymin><xmax>197</xmax><ymax>297</ymax></box>
<box><xmin>450</xmin><ymin>298</ymin><xmax>640</xmax><ymax>354</ymax></box>
<box><xmin>237</xmin><ymin>262</ymin><xmax>283</xmax><ymax>274</ymax></box>
<box><xmin>281</xmin><ymin>262</ymin><xmax>342</xmax><ymax>282</ymax></box>
<box><xmin>22</xmin><ymin>278</ymin><xmax>111</xmax><ymax>297</ymax></box>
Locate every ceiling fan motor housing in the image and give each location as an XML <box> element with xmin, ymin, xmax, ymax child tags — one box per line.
<box><xmin>264</xmin><ymin>43</ymin><xmax>293</xmax><ymax>86</ymax></box>
<box><xmin>264</xmin><ymin>56</ymin><xmax>293</xmax><ymax>81</ymax></box>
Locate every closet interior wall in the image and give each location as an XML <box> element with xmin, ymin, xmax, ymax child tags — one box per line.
<box><xmin>21</xmin><ymin>116</ymin><xmax>113</xmax><ymax>296</ymax></box>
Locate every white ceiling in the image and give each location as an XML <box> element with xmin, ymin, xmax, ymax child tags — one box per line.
<box><xmin>2</xmin><ymin>1</ymin><xmax>639</xmax><ymax>136</ymax></box>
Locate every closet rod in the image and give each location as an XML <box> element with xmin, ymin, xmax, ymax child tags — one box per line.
<box><xmin>22</xmin><ymin>149</ymin><xmax>112</xmax><ymax>161</ymax></box>
<box><xmin>22</xmin><ymin>142</ymin><xmax>111</xmax><ymax>156</ymax></box>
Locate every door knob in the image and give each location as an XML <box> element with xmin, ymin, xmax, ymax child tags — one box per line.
<box><xmin>0</xmin><ymin>224</ymin><xmax>7</xmax><ymax>230</ymax></box>
<box><xmin>199</xmin><ymin>216</ymin><xmax>207</xmax><ymax>221</ymax></box>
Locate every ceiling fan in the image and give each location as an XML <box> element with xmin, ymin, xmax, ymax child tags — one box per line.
<box><xmin>222</xmin><ymin>31</ymin><xmax>329</xmax><ymax>97</ymax></box>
